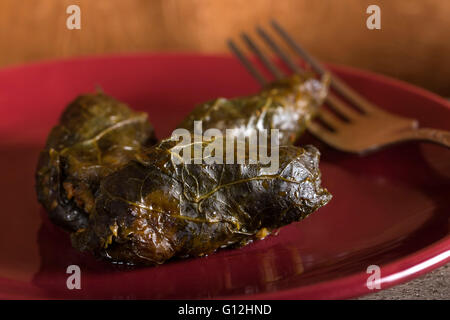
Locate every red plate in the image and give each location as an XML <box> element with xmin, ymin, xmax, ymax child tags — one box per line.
<box><xmin>0</xmin><ymin>54</ymin><xmax>448</xmax><ymax>299</ymax></box>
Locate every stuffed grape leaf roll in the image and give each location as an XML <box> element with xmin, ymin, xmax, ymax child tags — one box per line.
<box><xmin>178</xmin><ymin>74</ymin><xmax>329</xmax><ymax>145</ymax></box>
<box><xmin>71</xmin><ymin>136</ymin><xmax>331</xmax><ymax>265</ymax></box>
<box><xmin>36</xmin><ymin>93</ymin><xmax>156</xmax><ymax>232</ymax></box>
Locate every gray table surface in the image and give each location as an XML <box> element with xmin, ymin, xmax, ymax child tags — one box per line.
<box><xmin>357</xmin><ymin>263</ymin><xmax>449</xmax><ymax>300</ymax></box>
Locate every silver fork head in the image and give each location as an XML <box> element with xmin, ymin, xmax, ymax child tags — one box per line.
<box><xmin>228</xmin><ymin>21</ymin><xmax>424</xmax><ymax>154</ymax></box>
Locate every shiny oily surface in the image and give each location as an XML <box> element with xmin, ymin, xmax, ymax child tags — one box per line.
<box><xmin>0</xmin><ymin>54</ymin><xmax>448</xmax><ymax>299</ymax></box>
<box><xmin>72</xmin><ymin>140</ymin><xmax>330</xmax><ymax>266</ymax></box>
<box><xmin>35</xmin><ymin>93</ymin><xmax>156</xmax><ymax>233</ymax></box>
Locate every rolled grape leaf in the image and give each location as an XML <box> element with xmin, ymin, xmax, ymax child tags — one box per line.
<box><xmin>36</xmin><ymin>93</ymin><xmax>157</xmax><ymax>232</ymax></box>
<box><xmin>178</xmin><ymin>74</ymin><xmax>329</xmax><ymax>145</ymax></box>
<box><xmin>72</xmin><ymin>136</ymin><xmax>331</xmax><ymax>265</ymax></box>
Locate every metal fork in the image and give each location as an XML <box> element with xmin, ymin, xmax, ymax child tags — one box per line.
<box><xmin>228</xmin><ymin>20</ymin><xmax>450</xmax><ymax>154</ymax></box>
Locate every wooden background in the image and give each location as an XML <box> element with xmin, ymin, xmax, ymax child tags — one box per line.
<box><xmin>0</xmin><ymin>0</ymin><xmax>449</xmax><ymax>96</ymax></box>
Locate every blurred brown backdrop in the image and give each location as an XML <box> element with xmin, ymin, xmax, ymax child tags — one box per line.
<box><xmin>0</xmin><ymin>0</ymin><xmax>448</xmax><ymax>95</ymax></box>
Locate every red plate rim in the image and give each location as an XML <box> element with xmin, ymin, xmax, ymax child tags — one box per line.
<box><xmin>0</xmin><ymin>53</ymin><xmax>448</xmax><ymax>300</ymax></box>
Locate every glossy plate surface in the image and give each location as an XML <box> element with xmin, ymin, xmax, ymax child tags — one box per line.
<box><xmin>0</xmin><ymin>54</ymin><xmax>448</xmax><ymax>299</ymax></box>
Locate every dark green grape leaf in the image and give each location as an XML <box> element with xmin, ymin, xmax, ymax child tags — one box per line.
<box><xmin>36</xmin><ymin>93</ymin><xmax>156</xmax><ymax>232</ymax></box>
<box><xmin>72</xmin><ymin>136</ymin><xmax>331</xmax><ymax>265</ymax></box>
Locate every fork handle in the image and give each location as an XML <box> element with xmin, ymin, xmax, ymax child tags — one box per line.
<box><xmin>401</xmin><ymin>128</ymin><xmax>450</xmax><ymax>148</ymax></box>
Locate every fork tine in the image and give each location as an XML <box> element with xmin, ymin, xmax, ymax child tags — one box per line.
<box><xmin>317</xmin><ymin>108</ymin><xmax>345</xmax><ymax>130</ymax></box>
<box><xmin>269</xmin><ymin>21</ymin><xmax>363</xmax><ymax>120</ymax></box>
<box><xmin>241</xmin><ymin>32</ymin><xmax>285</xmax><ymax>79</ymax></box>
<box><xmin>271</xmin><ymin>20</ymin><xmax>325</xmax><ymax>76</ymax></box>
<box><xmin>232</xmin><ymin>28</ymin><xmax>360</xmax><ymax>123</ymax></box>
<box><xmin>271</xmin><ymin>20</ymin><xmax>375</xmax><ymax>114</ymax></box>
<box><xmin>326</xmin><ymin>95</ymin><xmax>361</xmax><ymax>121</ymax></box>
<box><xmin>308</xmin><ymin>121</ymin><xmax>336</xmax><ymax>141</ymax></box>
<box><xmin>256</xmin><ymin>26</ymin><xmax>304</xmax><ymax>74</ymax></box>
<box><xmin>227</xmin><ymin>39</ymin><xmax>268</xmax><ymax>86</ymax></box>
